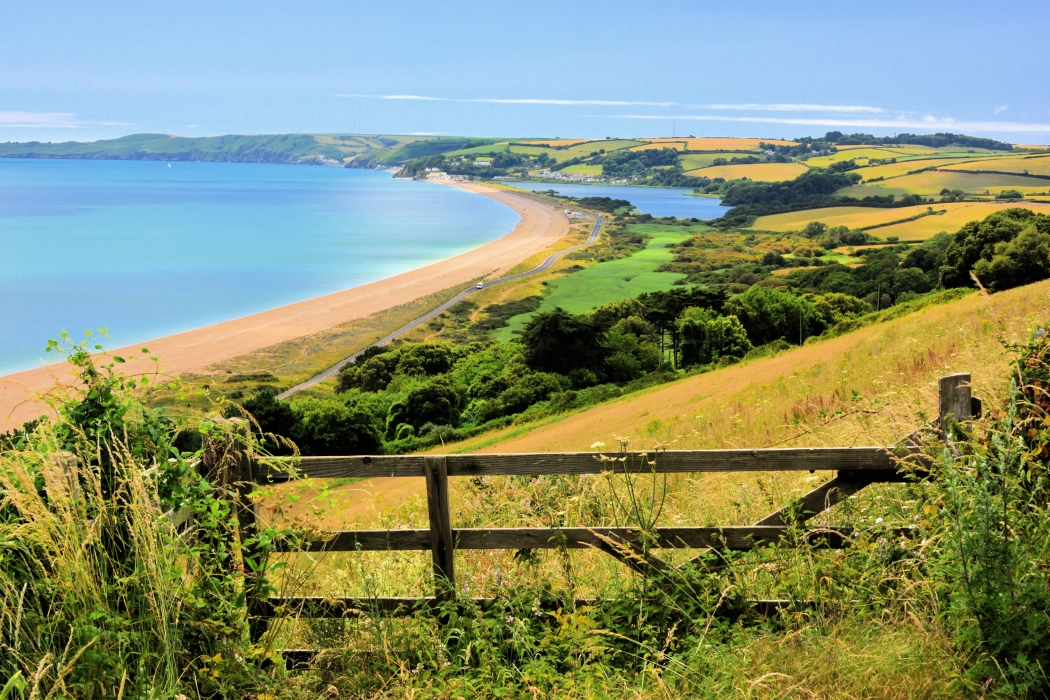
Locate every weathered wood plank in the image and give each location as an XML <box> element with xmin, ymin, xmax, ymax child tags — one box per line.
<box><xmin>276</xmin><ymin>526</ymin><xmax>855</xmax><ymax>553</ymax></box>
<box><xmin>939</xmin><ymin>372</ymin><xmax>972</xmax><ymax>435</ymax></box>
<box><xmin>425</xmin><ymin>456</ymin><xmax>456</xmax><ymax>598</ymax></box>
<box><xmin>267</xmin><ymin>597</ymin><xmax>799</xmax><ymax>620</ymax></box>
<box><xmin>260</xmin><ymin>448</ymin><xmax>903</xmax><ymax>481</ymax></box>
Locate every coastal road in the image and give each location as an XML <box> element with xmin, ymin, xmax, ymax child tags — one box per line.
<box><xmin>277</xmin><ymin>214</ymin><xmax>603</xmax><ymax>398</ymax></box>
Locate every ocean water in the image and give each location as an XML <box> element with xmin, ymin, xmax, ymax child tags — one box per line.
<box><xmin>507</xmin><ymin>182</ymin><xmax>728</xmax><ymax>219</ymax></box>
<box><xmin>0</xmin><ymin>160</ymin><xmax>520</xmax><ymax>375</ymax></box>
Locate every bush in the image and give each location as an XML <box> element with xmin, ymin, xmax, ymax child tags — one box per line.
<box><xmin>940</xmin><ymin>208</ymin><xmax>1050</xmax><ymax>290</ymax></box>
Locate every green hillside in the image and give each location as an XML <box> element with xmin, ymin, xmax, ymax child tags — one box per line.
<box><xmin>0</xmin><ymin>132</ymin><xmax>441</xmax><ymax>165</ymax></box>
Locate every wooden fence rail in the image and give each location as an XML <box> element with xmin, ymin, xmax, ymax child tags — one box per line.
<box><xmin>228</xmin><ymin>372</ymin><xmax>977</xmax><ymax>665</ymax></box>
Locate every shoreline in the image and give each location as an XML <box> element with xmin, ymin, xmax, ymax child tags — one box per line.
<box><xmin>0</xmin><ymin>181</ymin><xmax>570</xmax><ymax>427</ymax></box>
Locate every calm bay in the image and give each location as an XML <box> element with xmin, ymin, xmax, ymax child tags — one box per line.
<box><xmin>0</xmin><ymin>160</ymin><xmax>519</xmax><ymax>374</ymax></box>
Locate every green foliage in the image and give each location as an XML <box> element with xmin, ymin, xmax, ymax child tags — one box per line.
<box><xmin>677</xmin><ymin>308</ymin><xmax>752</xmax><ymax>367</ymax></box>
<box><xmin>0</xmin><ymin>334</ymin><xmax>297</xmax><ymax>697</ymax></box>
<box><xmin>385</xmin><ymin>377</ymin><xmax>464</xmax><ymax>438</ymax></box>
<box><xmin>924</xmin><ymin>330</ymin><xmax>1050</xmax><ymax>695</ymax></box>
<box><xmin>940</xmin><ymin>208</ymin><xmax>1050</xmax><ymax>290</ymax></box>
<box><xmin>520</xmin><ymin>308</ymin><xmax>604</xmax><ymax>375</ymax></box>
<box><xmin>724</xmin><ymin>285</ymin><xmax>826</xmax><ymax>346</ymax></box>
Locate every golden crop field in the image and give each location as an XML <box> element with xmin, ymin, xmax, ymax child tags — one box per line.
<box><xmin>750</xmin><ymin>201</ymin><xmax>1050</xmax><ymax>239</ymax></box>
<box><xmin>857</xmin><ymin>156</ymin><xmax>998</xmax><ymax>181</ymax></box>
<box><xmin>629</xmin><ymin>140</ymin><xmax>688</xmax><ymax>151</ymax></box>
<box><xmin>560</xmin><ymin>163</ymin><xmax>602</xmax><ymax>176</ymax></box>
<box><xmin>671</xmin><ymin>137</ymin><xmax>795</xmax><ymax>151</ymax></box>
<box><xmin>942</xmin><ymin>154</ymin><xmax>1050</xmax><ymax>177</ymax></box>
<box><xmin>804</xmin><ymin>148</ymin><xmax>906</xmax><ymax>167</ymax></box>
<box><xmin>874</xmin><ymin>202</ymin><xmax>1050</xmax><ymax>239</ymax></box>
<box><xmin>688</xmin><ymin>162</ymin><xmax>807</xmax><ymax>181</ymax></box>
<box><xmin>845</xmin><ymin>170</ymin><xmax>1050</xmax><ymax>197</ymax></box>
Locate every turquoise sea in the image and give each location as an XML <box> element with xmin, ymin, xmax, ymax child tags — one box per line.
<box><xmin>0</xmin><ymin>160</ymin><xmax>519</xmax><ymax>375</ymax></box>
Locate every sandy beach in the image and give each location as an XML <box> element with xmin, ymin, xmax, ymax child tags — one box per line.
<box><xmin>0</xmin><ymin>182</ymin><xmax>568</xmax><ymax>427</ymax></box>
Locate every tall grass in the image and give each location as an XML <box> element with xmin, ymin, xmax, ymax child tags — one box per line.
<box><xmin>0</xmin><ymin>335</ymin><xmax>299</xmax><ymax>698</ymax></box>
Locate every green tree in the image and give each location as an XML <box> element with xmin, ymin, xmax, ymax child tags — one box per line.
<box><xmin>677</xmin><ymin>308</ymin><xmax>751</xmax><ymax>367</ymax></box>
<box><xmin>385</xmin><ymin>378</ymin><xmax>463</xmax><ymax>438</ymax></box>
<box><xmin>940</xmin><ymin>208</ymin><xmax>1050</xmax><ymax>289</ymax></box>
<box><xmin>723</xmin><ymin>286</ymin><xmax>825</xmax><ymax>346</ymax></box>
<box><xmin>972</xmin><ymin>224</ymin><xmax>1050</xmax><ymax>292</ymax></box>
<box><xmin>520</xmin><ymin>307</ymin><xmax>603</xmax><ymax>375</ymax></box>
<box><xmin>289</xmin><ymin>396</ymin><xmax>382</xmax><ymax>455</ymax></box>
<box><xmin>602</xmin><ymin>316</ymin><xmax>662</xmax><ymax>381</ymax></box>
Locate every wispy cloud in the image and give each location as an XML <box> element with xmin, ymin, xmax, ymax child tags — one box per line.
<box><xmin>339</xmin><ymin>93</ymin><xmax>677</xmax><ymax>106</ymax></box>
<box><xmin>341</xmin><ymin>94</ymin><xmax>883</xmax><ymax>112</ymax></box>
<box><xmin>608</xmin><ymin>113</ymin><xmax>1050</xmax><ymax>134</ymax></box>
<box><xmin>994</xmin><ymin>105</ymin><xmax>1009</xmax><ymax>115</ymax></box>
<box><xmin>0</xmin><ymin>112</ymin><xmax>134</xmax><ymax>129</ymax></box>
<box><xmin>703</xmin><ymin>103</ymin><xmax>882</xmax><ymax>113</ymax></box>
<box><xmin>0</xmin><ymin>111</ymin><xmax>77</xmax><ymax>127</ymax></box>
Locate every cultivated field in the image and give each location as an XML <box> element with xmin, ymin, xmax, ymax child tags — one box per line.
<box><xmin>688</xmin><ymin>162</ymin><xmax>808</xmax><ymax>181</ymax></box>
<box><xmin>941</xmin><ymin>153</ymin><xmax>1050</xmax><ymax>176</ymax></box>
<box><xmin>857</xmin><ymin>156</ymin><xmax>998</xmax><ymax>181</ymax></box>
<box><xmin>749</xmin><ymin>201</ymin><xmax>1050</xmax><ymax>238</ymax></box>
<box><xmin>842</xmin><ymin>170</ymin><xmax>1050</xmax><ymax>197</ymax></box>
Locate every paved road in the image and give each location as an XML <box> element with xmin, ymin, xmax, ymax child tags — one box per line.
<box><xmin>277</xmin><ymin>214</ymin><xmax>603</xmax><ymax>398</ymax></box>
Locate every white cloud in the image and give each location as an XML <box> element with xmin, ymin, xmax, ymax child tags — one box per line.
<box><xmin>340</xmin><ymin>93</ymin><xmax>677</xmax><ymax>106</ymax></box>
<box><xmin>341</xmin><ymin>94</ymin><xmax>885</xmax><ymax>114</ymax></box>
<box><xmin>703</xmin><ymin>103</ymin><xmax>882</xmax><ymax>113</ymax></box>
<box><xmin>0</xmin><ymin>111</ymin><xmax>77</xmax><ymax>127</ymax></box>
<box><xmin>607</xmin><ymin>113</ymin><xmax>1050</xmax><ymax>134</ymax></box>
<box><xmin>994</xmin><ymin>105</ymin><xmax>1009</xmax><ymax>115</ymax></box>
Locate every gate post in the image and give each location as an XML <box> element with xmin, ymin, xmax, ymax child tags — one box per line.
<box><xmin>938</xmin><ymin>372</ymin><xmax>973</xmax><ymax>435</ymax></box>
<box><xmin>424</xmin><ymin>456</ymin><xmax>456</xmax><ymax>601</ymax></box>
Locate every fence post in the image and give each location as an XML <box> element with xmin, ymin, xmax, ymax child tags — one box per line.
<box><xmin>939</xmin><ymin>372</ymin><xmax>972</xmax><ymax>435</ymax></box>
<box><xmin>234</xmin><ymin>449</ymin><xmax>269</xmax><ymax>643</ymax></box>
<box><xmin>424</xmin><ymin>455</ymin><xmax>456</xmax><ymax>601</ymax></box>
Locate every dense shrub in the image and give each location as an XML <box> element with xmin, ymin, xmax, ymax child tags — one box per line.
<box><xmin>940</xmin><ymin>208</ymin><xmax>1050</xmax><ymax>291</ymax></box>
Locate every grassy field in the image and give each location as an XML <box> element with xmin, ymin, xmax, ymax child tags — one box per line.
<box><xmin>630</xmin><ymin>140</ymin><xmax>688</xmax><ymax>152</ymax></box>
<box><xmin>857</xmin><ymin>156</ymin><xmax>997</xmax><ymax>181</ymax></box>
<box><xmin>560</xmin><ymin>163</ymin><xmax>603</xmax><ymax>176</ymax></box>
<box><xmin>841</xmin><ymin>169</ymin><xmax>1050</xmax><ymax>197</ymax></box>
<box><xmin>688</xmin><ymin>162</ymin><xmax>808</xmax><ymax>181</ymax></box>
<box><xmin>0</xmin><ymin>132</ymin><xmax>427</xmax><ymax>164</ymax></box>
<box><xmin>942</xmin><ymin>153</ymin><xmax>1050</xmax><ymax>176</ymax></box>
<box><xmin>494</xmin><ymin>223</ymin><xmax>698</xmax><ymax>339</ymax></box>
<box><xmin>452</xmin><ymin>279</ymin><xmax>1050</xmax><ymax>456</ymax></box>
<box><xmin>678</xmin><ymin>153</ymin><xmax>738</xmax><ymax>170</ymax></box>
<box><xmin>749</xmin><ymin>201</ymin><xmax>1050</xmax><ymax>239</ymax></box>
<box><xmin>675</xmin><ymin>137</ymin><xmax>795</xmax><ymax>151</ymax></box>
<box><xmin>804</xmin><ymin>147</ymin><xmax>915</xmax><ymax>167</ymax></box>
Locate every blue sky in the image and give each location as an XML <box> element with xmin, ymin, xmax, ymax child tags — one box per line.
<box><xmin>3</xmin><ymin>0</ymin><xmax>1049</xmax><ymax>143</ymax></box>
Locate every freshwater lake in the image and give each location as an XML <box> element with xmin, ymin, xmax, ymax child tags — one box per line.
<box><xmin>507</xmin><ymin>181</ymin><xmax>728</xmax><ymax>219</ymax></box>
<box><xmin>0</xmin><ymin>160</ymin><xmax>519</xmax><ymax>375</ymax></box>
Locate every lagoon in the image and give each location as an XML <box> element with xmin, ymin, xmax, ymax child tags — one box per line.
<box><xmin>507</xmin><ymin>182</ymin><xmax>728</xmax><ymax>218</ymax></box>
<box><xmin>0</xmin><ymin>161</ymin><xmax>519</xmax><ymax>375</ymax></box>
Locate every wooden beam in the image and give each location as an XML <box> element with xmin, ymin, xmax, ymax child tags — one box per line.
<box><xmin>424</xmin><ymin>455</ymin><xmax>456</xmax><ymax>599</ymax></box>
<box><xmin>266</xmin><ymin>597</ymin><xmax>800</xmax><ymax>620</ymax></box>
<box><xmin>274</xmin><ymin>525</ymin><xmax>854</xmax><ymax>553</ymax></box>
<box><xmin>260</xmin><ymin>447</ymin><xmax>903</xmax><ymax>482</ymax></box>
<box><xmin>939</xmin><ymin>372</ymin><xmax>972</xmax><ymax>435</ymax></box>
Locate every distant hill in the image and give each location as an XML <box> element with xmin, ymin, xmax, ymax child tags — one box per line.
<box><xmin>0</xmin><ymin>132</ymin><xmax>503</xmax><ymax>167</ymax></box>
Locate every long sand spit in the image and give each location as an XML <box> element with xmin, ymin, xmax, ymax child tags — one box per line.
<box><xmin>0</xmin><ymin>182</ymin><xmax>568</xmax><ymax>427</ymax></box>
